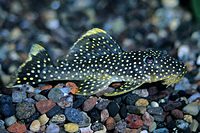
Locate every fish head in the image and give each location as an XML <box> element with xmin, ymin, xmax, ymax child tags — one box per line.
<box><xmin>140</xmin><ymin>49</ymin><xmax>187</xmax><ymax>86</ymax></box>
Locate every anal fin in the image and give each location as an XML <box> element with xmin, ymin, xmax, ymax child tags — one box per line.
<box><xmin>76</xmin><ymin>77</ymin><xmax>111</xmax><ymax>96</ymax></box>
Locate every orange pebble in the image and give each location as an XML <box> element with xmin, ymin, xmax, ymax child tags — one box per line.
<box><xmin>65</xmin><ymin>82</ymin><xmax>79</xmax><ymax>94</ymax></box>
<box><xmin>40</xmin><ymin>85</ymin><xmax>52</xmax><ymax>91</ymax></box>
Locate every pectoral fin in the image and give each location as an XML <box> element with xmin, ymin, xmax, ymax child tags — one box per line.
<box><xmin>76</xmin><ymin>77</ymin><xmax>111</xmax><ymax>96</ymax></box>
<box><xmin>104</xmin><ymin>81</ymin><xmax>144</xmax><ymax>96</ymax></box>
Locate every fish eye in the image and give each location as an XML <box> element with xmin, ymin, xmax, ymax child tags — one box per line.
<box><xmin>144</xmin><ymin>55</ymin><xmax>154</xmax><ymax>64</ymax></box>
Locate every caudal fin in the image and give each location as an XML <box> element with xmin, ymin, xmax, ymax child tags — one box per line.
<box><xmin>7</xmin><ymin>44</ymin><xmax>54</xmax><ymax>87</ymax></box>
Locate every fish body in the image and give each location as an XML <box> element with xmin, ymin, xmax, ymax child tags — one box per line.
<box><xmin>8</xmin><ymin>28</ymin><xmax>187</xmax><ymax>96</ymax></box>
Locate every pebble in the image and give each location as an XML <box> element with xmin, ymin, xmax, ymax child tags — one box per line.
<box><xmin>39</xmin><ymin>114</ymin><xmax>49</xmax><ymax>126</ymax></box>
<box><xmin>182</xmin><ymin>101</ymin><xmax>200</xmax><ymax>115</ymax></box>
<box><xmin>107</xmin><ymin>102</ymin><xmax>119</xmax><ymax>117</ymax></box>
<box><xmin>125</xmin><ymin>114</ymin><xmax>143</xmax><ymax>129</ymax></box>
<box><xmin>126</xmin><ymin>105</ymin><xmax>146</xmax><ymax>114</ymax></box>
<box><xmin>113</xmin><ymin>113</ymin><xmax>121</xmax><ymax>123</ymax></box>
<box><xmin>0</xmin><ymin>119</ymin><xmax>5</xmax><ymax>128</ymax></box>
<box><xmin>94</xmin><ymin>125</ymin><xmax>106</xmax><ymax>133</ymax></box>
<box><xmin>0</xmin><ymin>95</ymin><xmax>12</xmax><ymax>104</ymax></box>
<box><xmin>46</xmin><ymin>123</ymin><xmax>60</xmax><ymax>133</ymax></box>
<box><xmin>7</xmin><ymin>122</ymin><xmax>26</xmax><ymax>133</ymax></box>
<box><xmin>95</xmin><ymin>99</ymin><xmax>110</xmax><ymax>110</ymax></box>
<box><xmin>132</xmin><ymin>89</ymin><xmax>149</xmax><ymax>97</ymax></box>
<box><xmin>22</xmin><ymin>84</ymin><xmax>35</xmax><ymax>93</ymax></box>
<box><xmin>189</xmin><ymin>119</ymin><xmax>198</xmax><ymax>132</ymax></box>
<box><xmin>16</xmin><ymin>102</ymin><xmax>35</xmax><ymax>119</ymax></box>
<box><xmin>106</xmin><ymin>117</ymin><xmax>116</xmax><ymax>130</ymax></box>
<box><xmin>34</xmin><ymin>94</ymin><xmax>48</xmax><ymax>101</ymax></box>
<box><xmin>36</xmin><ymin>99</ymin><xmax>56</xmax><ymax>114</ymax></box>
<box><xmin>141</xmin><ymin>130</ymin><xmax>148</xmax><ymax>133</ymax></box>
<box><xmin>135</xmin><ymin>98</ymin><xmax>149</xmax><ymax>106</ymax></box>
<box><xmin>166</xmin><ymin>120</ymin><xmax>176</xmax><ymax>129</ymax></box>
<box><xmin>65</xmin><ymin>82</ymin><xmax>79</xmax><ymax>94</ymax></box>
<box><xmin>163</xmin><ymin>101</ymin><xmax>182</xmax><ymax>111</ymax></box>
<box><xmin>153</xmin><ymin>114</ymin><xmax>165</xmax><ymax>122</ymax></box>
<box><xmin>176</xmin><ymin>120</ymin><xmax>189</xmax><ymax>131</ymax></box>
<box><xmin>82</xmin><ymin>97</ymin><xmax>97</xmax><ymax>112</ymax></box>
<box><xmin>151</xmin><ymin>101</ymin><xmax>159</xmax><ymax>107</ymax></box>
<box><xmin>115</xmin><ymin>120</ymin><xmax>127</xmax><ymax>133</ymax></box>
<box><xmin>78</xmin><ymin>112</ymin><xmax>91</xmax><ymax>127</ymax></box>
<box><xmin>183</xmin><ymin>115</ymin><xmax>193</xmax><ymax>123</ymax></box>
<box><xmin>48</xmin><ymin>87</ymin><xmax>64</xmax><ymax>103</ymax></box>
<box><xmin>188</xmin><ymin>92</ymin><xmax>200</xmax><ymax>102</ymax></box>
<box><xmin>79</xmin><ymin>124</ymin><xmax>93</xmax><ymax>133</ymax></box>
<box><xmin>149</xmin><ymin>122</ymin><xmax>157</xmax><ymax>132</ymax></box>
<box><xmin>89</xmin><ymin>108</ymin><xmax>100</xmax><ymax>123</ymax></box>
<box><xmin>91</xmin><ymin>122</ymin><xmax>104</xmax><ymax>132</ymax></box>
<box><xmin>57</xmin><ymin>95</ymin><xmax>73</xmax><ymax>108</ymax></box>
<box><xmin>0</xmin><ymin>129</ymin><xmax>9</xmax><ymax>133</ymax></box>
<box><xmin>12</xmin><ymin>91</ymin><xmax>23</xmax><ymax>103</ymax></box>
<box><xmin>24</xmin><ymin>112</ymin><xmax>40</xmax><ymax>123</ymax></box>
<box><xmin>119</xmin><ymin>104</ymin><xmax>127</xmax><ymax>119</ymax></box>
<box><xmin>0</xmin><ymin>102</ymin><xmax>15</xmax><ymax>117</ymax></box>
<box><xmin>171</xmin><ymin>109</ymin><xmax>183</xmax><ymax>119</ymax></box>
<box><xmin>125</xmin><ymin>94</ymin><xmax>140</xmax><ymax>105</ymax></box>
<box><xmin>124</xmin><ymin>128</ymin><xmax>139</xmax><ymax>133</ymax></box>
<box><xmin>40</xmin><ymin>85</ymin><xmax>52</xmax><ymax>91</ymax></box>
<box><xmin>153</xmin><ymin>128</ymin><xmax>169</xmax><ymax>133</ymax></box>
<box><xmin>73</xmin><ymin>96</ymin><xmax>87</xmax><ymax>109</ymax></box>
<box><xmin>4</xmin><ymin>115</ymin><xmax>17</xmax><ymax>127</ymax></box>
<box><xmin>64</xmin><ymin>123</ymin><xmax>79</xmax><ymax>132</ymax></box>
<box><xmin>30</xmin><ymin>120</ymin><xmax>41</xmax><ymax>132</ymax></box>
<box><xmin>50</xmin><ymin>114</ymin><xmax>66</xmax><ymax>124</ymax></box>
<box><xmin>59</xmin><ymin>87</ymin><xmax>71</xmax><ymax>96</ymax></box>
<box><xmin>142</xmin><ymin>112</ymin><xmax>154</xmax><ymax>126</ymax></box>
<box><xmin>46</xmin><ymin>105</ymin><xmax>61</xmax><ymax>118</ymax></box>
<box><xmin>147</xmin><ymin>107</ymin><xmax>163</xmax><ymax>115</ymax></box>
<box><xmin>65</xmin><ymin>108</ymin><xmax>83</xmax><ymax>123</ymax></box>
<box><xmin>101</xmin><ymin>109</ymin><xmax>109</xmax><ymax>123</ymax></box>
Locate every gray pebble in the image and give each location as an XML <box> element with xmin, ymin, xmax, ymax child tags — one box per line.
<box><xmin>46</xmin><ymin>123</ymin><xmax>60</xmax><ymax>133</ymax></box>
<box><xmin>4</xmin><ymin>115</ymin><xmax>17</xmax><ymax>126</ymax></box>
<box><xmin>48</xmin><ymin>88</ymin><xmax>64</xmax><ymax>103</ymax></box>
<box><xmin>65</xmin><ymin>108</ymin><xmax>83</xmax><ymax>123</ymax></box>
<box><xmin>12</xmin><ymin>91</ymin><xmax>23</xmax><ymax>103</ymax></box>
<box><xmin>176</xmin><ymin>120</ymin><xmax>189</xmax><ymax>130</ymax></box>
<box><xmin>0</xmin><ymin>119</ymin><xmax>5</xmax><ymax>128</ymax></box>
<box><xmin>147</xmin><ymin>107</ymin><xmax>163</xmax><ymax>115</ymax></box>
<box><xmin>78</xmin><ymin>112</ymin><xmax>91</xmax><ymax>128</ymax></box>
<box><xmin>153</xmin><ymin>128</ymin><xmax>169</xmax><ymax>133</ymax></box>
<box><xmin>34</xmin><ymin>94</ymin><xmax>48</xmax><ymax>101</ymax></box>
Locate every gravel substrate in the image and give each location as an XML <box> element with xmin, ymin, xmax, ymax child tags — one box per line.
<box><xmin>1</xmin><ymin>0</ymin><xmax>200</xmax><ymax>133</ymax></box>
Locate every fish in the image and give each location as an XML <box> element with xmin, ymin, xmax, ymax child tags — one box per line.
<box><xmin>8</xmin><ymin>28</ymin><xmax>187</xmax><ymax>96</ymax></box>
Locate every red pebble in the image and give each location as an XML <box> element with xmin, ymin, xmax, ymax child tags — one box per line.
<box><xmin>171</xmin><ymin>109</ymin><xmax>183</xmax><ymax>119</ymax></box>
<box><xmin>124</xmin><ymin>128</ymin><xmax>140</xmax><ymax>133</ymax></box>
<box><xmin>36</xmin><ymin>99</ymin><xmax>56</xmax><ymax>114</ymax></box>
<box><xmin>106</xmin><ymin>117</ymin><xmax>116</xmax><ymax>130</ymax></box>
<box><xmin>82</xmin><ymin>97</ymin><xmax>97</xmax><ymax>112</ymax></box>
<box><xmin>125</xmin><ymin>114</ymin><xmax>143</xmax><ymax>129</ymax></box>
<box><xmin>142</xmin><ymin>112</ymin><xmax>154</xmax><ymax>126</ymax></box>
<box><xmin>7</xmin><ymin>122</ymin><xmax>26</xmax><ymax>133</ymax></box>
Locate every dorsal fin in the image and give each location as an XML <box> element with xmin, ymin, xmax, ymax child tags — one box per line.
<box><xmin>65</xmin><ymin>28</ymin><xmax>123</xmax><ymax>63</ymax></box>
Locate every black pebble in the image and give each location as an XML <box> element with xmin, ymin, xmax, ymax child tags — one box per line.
<box><xmin>157</xmin><ymin>121</ymin><xmax>166</xmax><ymax>128</ymax></box>
<box><xmin>125</xmin><ymin>94</ymin><xmax>140</xmax><ymax>105</ymax></box>
<box><xmin>73</xmin><ymin>96</ymin><xmax>87</xmax><ymax>109</ymax></box>
<box><xmin>169</xmin><ymin>94</ymin><xmax>180</xmax><ymax>101</ymax></box>
<box><xmin>0</xmin><ymin>102</ymin><xmax>15</xmax><ymax>117</ymax></box>
<box><xmin>39</xmin><ymin>89</ymin><xmax>50</xmax><ymax>97</ymax></box>
<box><xmin>119</xmin><ymin>104</ymin><xmax>127</xmax><ymax>119</ymax></box>
<box><xmin>114</xmin><ymin>97</ymin><xmax>122</xmax><ymax>105</ymax></box>
<box><xmin>46</xmin><ymin>105</ymin><xmax>61</xmax><ymax>118</ymax></box>
<box><xmin>107</xmin><ymin>102</ymin><xmax>119</xmax><ymax>117</ymax></box>
<box><xmin>25</xmin><ymin>112</ymin><xmax>40</xmax><ymax>123</ymax></box>
<box><xmin>88</xmin><ymin>108</ymin><xmax>100</xmax><ymax>123</ymax></box>
<box><xmin>178</xmin><ymin>90</ymin><xmax>189</xmax><ymax>98</ymax></box>
<box><xmin>166</xmin><ymin>120</ymin><xmax>176</xmax><ymax>129</ymax></box>
<box><xmin>0</xmin><ymin>95</ymin><xmax>12</xmax><ymax>104</ymax></box>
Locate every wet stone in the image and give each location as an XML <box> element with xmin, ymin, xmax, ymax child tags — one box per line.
<box><xmin>46</xmin><ymin>105</ymin><xmax>61</xmax><ymax>118</ymax></box>
<box><xmin>46</xmin><ymin>123</ymin><xmax>60</xmax><ymax>133</ymax></box>
<box><xmin>147</xmin><ymin>107</ymin><xmax>163</xmax><ymax>115</ymax></box>
<box><xmin>101</xmin><ymin>109</ymin><xmax>109</xmax><ymax>123</ymax></box>
<box><xmin>30</xmin><ymin>120</ymin><xmax>41</xmax><ymax>132</ymax></box>
<box><xmin>79</xmin><ymin>124</ymin><xmax>93</xmax><ymax>133</ymax></box>
<box><xmin>126</xmin><ymin>105</ymin><xmax>146</xmax><ymax>115</ymax></box>
<box><xmin>107</xmin><ymin>102</ymin><xmax>119</xmax><ymax>117</ymax></box>
<box><xmin>57</xmin><ymin>95</ymin><xmax>73</xmax><ymax>109</ymax></box>
<box><xmin>65</xmin><ymin>108</ymin><xmax>83</xmax><ymax>123</ymax></box>
<box><xmin>113</xmin><ymin>113</ymin><xmax>121</xmax><ymax>123</ymax></box>
<box><xmin>4</xmin><ymin>115</ymin><xmax>17</xmax><ymax>127</ymax></box>
<box><xmin>135</xmin><ymin>98</ymin><xmax>149</xmax><ymax>106</ymax></box>
<box><xmin>34</xmin><ymin>94</ymin><xmax>48</xmax><ymax>101</ymax></box>
<box><xmin>95</xmin><ymin>99</ymin><xmax>110</xmax><ymax>110</ymax></box>
<box><xmin>0</xmin><ymin>129</ymin><xmax>9</xmax><ymax>133</ymax></box>
<box><xmin>106</xmin><ymin>117</ymin><xmax>116</xmax><ymax>130</ymax></box>
<box><xmin>73</xmin><ymin>96</ymin><xmax>87</xmax><ymax>109</ymax></box>
<box><xmin>153</xmin><ymin>114</ymin><xmax>165</xmax><ymax>122</ymax></box>
<box><xmin>0</xmin><ymin>102</ymin><xmax>15</xmax><ymax>117</ymax></box>
<box><xmin>78</xmin><ymin>112</ymin><xmax>91</xmax><ymax>128</ymax></box>
<box><xmin>149</xmin><ymin>122</ymin><xmax>157</xmax><ymax>132</ymax></box>
<box><xmin>115</xmin><ymin>120</ymin><xmax>127</xmax><ymax>133</ymax></box>
<box><xmin>176</xmin><ymin>120</ymin><xmax>190</xmax><ymax>132</ymax></box>
<box><xmin>7</xmin><ymin>122</ymin><xmax>26</xmax><ymax>133</ymax></box>
<box><xmin>39</xmin><ymin>114</ymin><xmax>49</xmax><ymax>126</ymax></box>
<box><xmin>0</xmin><ymin>119</ymin><xmax>5</xmax><ymax>128</ymax></box>
<box><xmin>36</xmin><ymin>99</ymin><xmax>56</xmax><ymax>114</ymax></box>
<box><xmin>50</xmin><ymin>114</ymin><xmax>66</xmax><ymax>124</ymax></box>
<box><xmin>153</xmin><ymin>128</ymin><xmax>169</xmax><ymax>133</ymax></box>
<box><xmin>189</xmin><ymin>119</ymin><xmax>198</xmax><ymax>132</ymax></box>
<box><xmin>48</xmin><ymin>87</ymin><xmax>64</xmax><ymax>103</ymax></box>
<box><xmin>125</xmin><ymin>94</ymin><xmax>140</xmax><ymax>105</ymax></box>
<box><xmin>24</xmin><ymin>112</ymin><xmax>40</xmax><ymax>123</ymax></box>
<box><xmin>12</xmin><ymin>91</ymin><xmax>23</xmax><ymax>103</ymax></box>
<box><xmin>184</xmin><ymin>115</ymin><xmax>193</xmax><ymax>123</ymax></box>
<box><xmin>16</xmin><ymin>102</ymin><xmax>35</xmax><ymax>119</ymax></box>
<box><xmin>0</xmin><ymin>95</ymin><xmax>12</xmax><ymax>104</ymax></box>
<box><xmin>125</xmin><ymin>114</ymin><xmax>143</xmax><ymax>129</ymax></box>
<box><xmin>88</xmin><ymin>108</ymin><xmax>100</xmax><ymax>123</ymax></box>
<box><xmin>142</xmin><ymin>112</ymin><xmax>154</xmax><ymax>126</ymax></box>
<box><xmin>171</xmin><ymin>109</ymin><xmax>183</xmax><ymax>119</ymax></box>
<box><xmin>166</xmin><ymin>120</ymin><xmax>176</xmax><ymax>129</ymax></box>
<box><xmin>82</xmin><ymin>97</ymin><xmax>97</xmax><ymax>112</ymax></box>
<box><xmin>182</xmin><ymin>101</ymin><xmax>200</xmax><ymax>116</ymax></box>
<box><xmin>91</xmin><ymin>122</ymin><xmax>104</xmax><ymax>131</ymax></box>
<box><xmin>163</xmin><ymin>101</ymin><xmax>182</xmax><ymax>112</ymax></box>
<box><xmin>64</xmin><ymin>123</ymin><xmax>79</xmax><ymax>132</ymax></box>
<box><xmin>114</xmin><ymin>97</ymin><xmax>122</xmax><ymax>105</ymax></box>
<box><xmin>119</xmin><ymin>104</ymin><xmax>127</xmax><ymax>119</ymax></box>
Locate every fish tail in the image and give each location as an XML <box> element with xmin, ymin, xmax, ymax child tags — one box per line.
<box><xmin>7</xmin><ymin>44</ymin><xmax>54</xmax><ymax>87</ymax></box>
